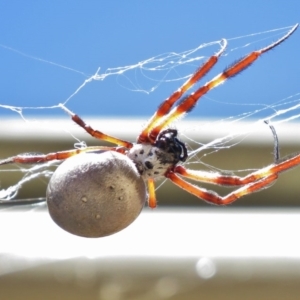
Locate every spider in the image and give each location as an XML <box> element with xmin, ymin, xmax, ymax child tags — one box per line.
<box><xmin>0</xmin><ymin>24</ymin><xmax>299</xmax><ymax>209</ymax></box>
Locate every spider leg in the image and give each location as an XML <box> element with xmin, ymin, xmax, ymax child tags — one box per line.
<box><xmin>168</xmin><ymin>152</ymin><xmax>300</xmax><ymax>205</ymax></box>
<box><xmin>147</xmin><ymin>178</ymin><xmax>157</xmax><ymax>208</ymax></box>
<box><xmin>0</xmin><ymin>146</ymin><xmax>126</xmax><ymax>165</ymax></box>
<box><xmin>173</xmin><ymin>165</ymin><xmax>277</xmax><ymax>186</ymax></box>
<box><xmin>137</xmin><ymin>39</ymin><xmax>227</xmax><ymax>144</ymax></box>
<box><xmin>60</xmin><ymin>104</ymin><xmax>133</xmax><ymax>148</ymax></box>
<box><xmin>167</xmin><ymin>171</ymin><xmax>277</xmax><ymax>205</ymax></box>
<box><xmin>148</xmin><ymin>24</ymin><xmax>298</xmax><ymax>143</ymax></box>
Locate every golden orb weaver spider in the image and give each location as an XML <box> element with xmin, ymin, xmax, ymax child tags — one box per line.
<box><xmin>0</xmin><ymin>24</ymin><xmax>299</xmax><ymax>209</ymax></box>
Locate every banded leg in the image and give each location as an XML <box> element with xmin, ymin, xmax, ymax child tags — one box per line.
<box><xmin>148</xmin><ymin>24</ymin><xmax>299</xmax><ymax>142</ymax></box>
<box><xmin>60</xmin><ymin>104</ymin><xmax>133</xmax><ymax>148</ymax></box>
<box><xmin>167</xmin><ymin>151</ymin><xmax>300</xmax><ymax>205</ymax></box>
<box><xmin>0</xmin><ymin>146</ymin><xmax>126</xmax><ymax>165</ymax></box>
<box><xmin>174</xmin><ymin>150</ymin><xmax>300</xmax><ymax>187</ymax></box>
<box><xmin>167</xmin><ymin>171</ymin><xmax>277</xmax><ymax>205</ymax></box>
<box><xmin>137</xmin><ymin>39</ymin><xmax>227</xmax><ymax>144</ymax></box>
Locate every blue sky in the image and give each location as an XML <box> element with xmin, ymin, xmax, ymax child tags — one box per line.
<box><xmin>0</xmin><ymin>1</ymin><xmax>299</xmax><ymax>120</ymax></box>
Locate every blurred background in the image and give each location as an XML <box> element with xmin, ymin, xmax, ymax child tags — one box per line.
<box><xmin>1</xmin><ymin>1</ymin><xmax>300</xmax><ymax>299</ymax></box>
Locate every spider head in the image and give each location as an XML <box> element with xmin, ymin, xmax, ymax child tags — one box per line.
<box><xmin>154</xmin><ymin>129</ymin><xmax>188</xmax><ymax>163</ymax></box>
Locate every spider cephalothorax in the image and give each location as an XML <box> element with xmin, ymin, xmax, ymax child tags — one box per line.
<box><xmin>127</xmin><ymin>129</ymin><xmax>188</xmax><ymax>180</ymax></box>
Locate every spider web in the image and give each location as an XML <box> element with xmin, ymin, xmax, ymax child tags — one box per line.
<box><xmin>0</xmin><ymin>24</ymin><xmax>299</xmax><ymax>203</ymax></box>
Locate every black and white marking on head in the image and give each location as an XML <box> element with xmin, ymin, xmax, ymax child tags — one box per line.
<box><xmin>127</xmin><ymin>129</ymin><xmax>188</xmax><ymax>180</ymax></box>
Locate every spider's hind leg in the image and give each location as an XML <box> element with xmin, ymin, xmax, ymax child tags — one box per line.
<box><xmin>0</xmin><ymin>146</ymin><xmax>126</xmax><ymax>166</ymax></box>
<box><xmin>59</xmin><ymin>104</ymin><xmax>133</xmax><ymax>148</ymax></box>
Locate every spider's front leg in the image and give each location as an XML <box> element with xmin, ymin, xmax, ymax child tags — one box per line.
<box><xmin>0</xmin><ymin>146</ymin><xmax>126</xmax><ymax>166</ymax></box>
<box><xmin>137</xmin><ymin>39</ymin><xmax>227</xmax><ymax>144</ymax></box>
<box><xmin>147</xmin><ymin>24</ymin><xmax>298</xmax><ymax>142</ymax></box>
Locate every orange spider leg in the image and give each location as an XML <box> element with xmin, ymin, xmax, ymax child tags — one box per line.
<box><xmin>59</xmin><ymin>104</ymin><xmax>133</xmax><ymax>148</ymax></box>
<box><xmin>167</xmin><ymin>171</ymin><xmax>278</xmax><ymax>205</ymax></box>
<box><xmin>175</xmin><ymin>150</ymin><xmax>300</xmax><ymax>186</ymax></box>
<box><xmin>0</xmin><ymin>146</ymin><xmax>126</xmax><ymax>165</ymax></box>
<box><xmin>174</xmin><ymin>164</ymin><xmax>278</xmax><ymax>186</ymax></box>
<box><xmin>137</xmin><ymin>39</ymin><xmax>227</xmax><ymax>144</ymax></box>
<box><xmin>149</xmin><ymin>24</ymin><xmax>299</xmax><ymax>142</ymax></box>
<box><xmin>168</xmin><ymin>152</ymin><xmax>300</xmax><ymax>205</ymax></box>
<box><xmin>147</xmin><ymin>178</ymin><xmax>157</xmax><ymax>208</ymax></box>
